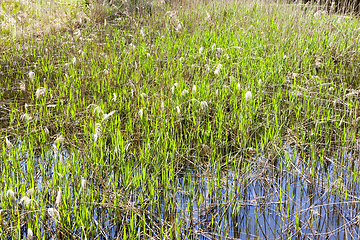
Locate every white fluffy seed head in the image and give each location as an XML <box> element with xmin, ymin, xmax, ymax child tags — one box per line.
<box><xmin>47</xmin><ymin>208</ymin><xmax>60</xmax><ymax>222</ymax></box>
<box><xmin>95</xmin><ymin>107</ymin><xmax>104</xmax><ymax>117</ymax></box>
<box><xmin>204</xmin><ymin>64</ymin><xmax>210</xmax><ymax>72</ymax></box>
<box><xmin>102</xmin><ymin>110</ymin><xmax>117</xmax><ymax>122</ymax></box>
<box><xmin>93</xmin><ymin>123</ymin><xmax>102</xmax><ymax>141</ymax></box>
<box><xmin>176</xmin><ymin>106</ymin><xmax>181</xmax><ymax>115</ymax></box>
<box><xmin>237</xmin><ymin>82</ymin><xmax>241</xmax><ymax>90</ymax></box>
<box><xmin>199</xmin><ymin>47</ymin><xmax>204</xmax><ymax>55</ymax></box>
<box><xmin>171</xmin><ymin>83</ymin><xmax>178</xmax><ymax>94</ymax></box>
<box><xmin>200</xmin><ymin>101</ymin><xmax>208</xmax><ymax>110</ymax></box>
<box><xmin>140</xmin><ymin>28</ymin><xmax>145</xmax><ymax>38</ymax></box>
<box><xmin>28</xmin><ymin>71</ymin><xmax>35</xmax><ymax>80</ymax></box>
<box><xmin>26</xmin><ymin>188</ymin><xmax>35</xmax><ymax>197</ymax></box>
<box><xmin>258</xmin><ymin>79</ymin><xmax>263</xmax><ymax>86</ymax></box>
<box><xmin>20</xmin><ymin>196</ymin><xmax>32</xmax><ymax>208</ymax></box>
<box><xmin>205</xmin><ymin>10</ymin><xmax>210</xmax><ymax>20</ymax></box>
<box><xmin>229</xmin><ymin>76</ymin><xmax>235</xmax><ymax>84</ymax></box>
<box><xmin>55</xmin><ymin>187</ymin><xmax>61</xmax><ymax>207</ymax></box>
<box><xmin>214</xmin><ymin>64</ymin><xmax>222</xmax><ymax>75</ymax></box>
<box><xmin>129</xmin><ymin>43</ymin><xmax>136</xmax><ymax>49</ymax></box>
<box><xmin>5</xmin><ymin>137</ymin><xmax>13</xmax><ymax>150</ymax></box>
<box><xmin>6</xmin><ymin>189</ymin><xmax>16</xmax><ymax>201</ymax></box>
<box><xmin>192</xmin><ymin>85</ymin><xmax>197</xmax><ymax>94</ymax></box>
<box><xmin>20</xmin><ymin>81</ymin><xmax>26</xmax><ymax>91</ymax></box>
<box><xmin>112</xmin><ymin>93</ymin><xmax>117</xmax><ymax>102</ymax></box>
<box><xmin>175</xmin><ymin>23</ymin><xmax>182</xmax><ymax>32</ymax></box>
<box><xmin>81</xmin><ymin>178</ymin><xmax>86</xmax><ymax>190</ymax></box>
<box><xmin>21</xmin><ymin>113</ymin><xmax>32</xmax><ymax>122</ymax></box>
<box><xmin>72</xmin><ymin>57</ymin><xmax>76</xmax><ymax>64</ymax></box>
<box><xmin>181</xmin><ymin>89</ymin><xmax>189</xmax><ymax>97</ymax></box>
<box><xmin>245</xmin><ymin>91</ymin><xmax>253</xmax><ymax>101</ymax></box>
<box><xmin>27</xmin><ymin>228</ymin><xmax>34</xmax><ymax>240</ymax></box>
<box><xmin>138</xmin><ymin>109</ymin><xmax>144</xmax><ymax>119</ymax></box>
<box><xmin>35</xmin><ymin>87</ymin><xmax>46</xmax><ymax>98</ymax></box>
<box><xmin>54</xmin><ymin>135</ymin><xmax>65</xmax><ymax>146</ymax></box>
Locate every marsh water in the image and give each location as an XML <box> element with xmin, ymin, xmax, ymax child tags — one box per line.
<box><xmin>12</xmin><ymin>144</ymin><xmax>360</xmax><ymax>240</ymax></box>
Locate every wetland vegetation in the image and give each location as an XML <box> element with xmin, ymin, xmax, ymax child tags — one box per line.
<box><xmin>1</xmin><ymin>0</ymin><xmax>360</xmax><ymax>239</ymax></box>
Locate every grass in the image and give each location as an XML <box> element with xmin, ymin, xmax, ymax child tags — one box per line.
<box><xmin>1</xmin><ymin>0</ymin><xmax>360</xmax><ymax>239</ymax></box>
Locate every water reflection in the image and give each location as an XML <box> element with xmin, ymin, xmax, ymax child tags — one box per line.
<box><xmin>4</xmin><ymin>144</ymin><xmax>360</xmax><ymax>239</ymax></box>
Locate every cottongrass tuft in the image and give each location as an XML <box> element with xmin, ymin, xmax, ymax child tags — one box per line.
<box><xmin>205</xmin><ymin>10</ymin><xmax>210</xmax><ymax>21</ymax></box>
<box><xmin>211</xmin><ymin>43</ymin><xmax>216</xmax><ymax>51</ymax></box>
<box><xmin>81</xmin><ymin>178</ymin><xmax>86</xmax><ymax>190</ymax></box>
<box><xmin>79</xmin><ymin>178</ymin><xmax>87</xmax><ymax>196</ymax></box>
<box><xmin>5</xmin><ymin>137</ymin><xmax>13</xmax><ymax>150</ymax></box>
<box><xmin>258</xmin><ymin>79</ymin><xmax>263</xmax><ymax>86</ymax></box>
<box><xmin>171</xmin><ymin>83</ymin><xmax>178</xmax><ymax>94</ymax></box>
<box><xmin>55</xmin><ymin>187</ymin><xmax>61</xmax><ymax>207</ymax></box>
<box><xmin>6</xmin><ymin>189</ymin><xmax>16</xmax><ymax>201</ymax></box>
<box><xmin>181</xmin><ymin>89</ymin><xmax>189</xmax><ymax>97</ymax></box>
<box><xmin>93</xmin><ymin>106</ymin><xmax>103</xmax><ymax>116</ymax></box>
<box><xmin>129</xmin><ymin>43</ymin><xmax>136</xmax><ymax>50</ymax></box>
<box><xmin>199</xmin><ymin>47</ymin><xmax>204</xmax><ymax>55</ymax></box>
<box><xmin>175</xmin><ymin>23</ymin><xmax>182</xmax><ymax>32</ymax></box>
<box><xmin>93</xmin><ymin>123</ymin><xmax>102</xmax><ymax>142</ymax></box>
<box><xmin>102</xmin><ymin>110</ymin><xmax>117</xmax><ymax>122</ymax></box>
<box><xmin>27</xmin><ymin>228</ymin><xmax>34</xmax><ymax>240</ymax></box>
<box><xmin>20</xmin><ymin>81</ymin><xmax>26</xmax><ymax>91</ymax></box>
<box><xmin>140</xmin><ymin>28</ymin><xmax>145</xmax><ymax>38</ymax></box>
<box><xmin>26</xmin><ymin>188</ymin><xmax>35</xmax><ymax>197</ymax></box>
<box><xmin>140</xmin><ymin>92</ymin><xmax>148</xmax><ymax>98</ymax></box>
<box><xmin>20</xmin><ymin>196</ymin><xmax>32</xmax><ymax>208</ymax></box>
<box><xmin>245</xmin><ymin>91</ymin><xmax>253</xmax><ymax>101</ymax></box>
<box><xmin>229</xmin><ymin>76</ymin><xmax>235</xmax><ymax>84</ymax></box>
<box><xmin>204</xmin><ymin>64</ymin><xmax>210</xmax><ymax>72</ymax></box>
<box><xmin>28</xmin><ymin>71</ymin><xmax>35</xmax><ymax>81</ymax></box>
<box><xmin>138</xmin><ymin>109</ymin><xmax>144</xmax><ymax>119</ymax></box>
<box><xmin>237</xmin><ymin>82</ymin><xmax>241</xmax><ymax>91</ymax></box>
<box><xmin>214</xmin><ymin>64</ymin><xmax>222</xmax><ymax>75</ymax></box>
<box><xmin>176</xmin><ymin>106</ymin><xmax>181</xmax><ymax>115</ymax></box>
<box><xmin>35</xmin><ymin>87</ymin><xmax>46</xmax><ymax>98</ymax></box>
<box><xmin>44</xmin><ymin>127</ymin><xmax>50</xmax><ymax>135</ymax></box>
<box><xmin>112</xmin><ymin>92</ymin><xmax>117</xmax><ymax>102</ymax></box>
<box><xmin>192</xmin><ymin>85</ymin><xmax>197</xmax><ymax>94</ymax></box>
<box><xmin>47</xmin><ymin>208</ymin><xmax>61</xmax><ymax>222</ymax></box>
<box><xmin>54</xmin><ymin>135</ymin><xmax>65</xmax><ymax>146</ymax></box>
<box><xmin>200</xmin><ymin>101</ymin><xmax>208</xmax><ymax>110</ymax></box>
<box><xmin>21</xmin><ymin>113</ymin><xmax>32</xmax><ymax>122</ymax></box>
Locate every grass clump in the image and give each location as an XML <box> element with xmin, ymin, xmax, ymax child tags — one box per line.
<box><xmin>1</xmin><ymin>0</ymin><xmax>360</xmax><ymax>239</ymax></box>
